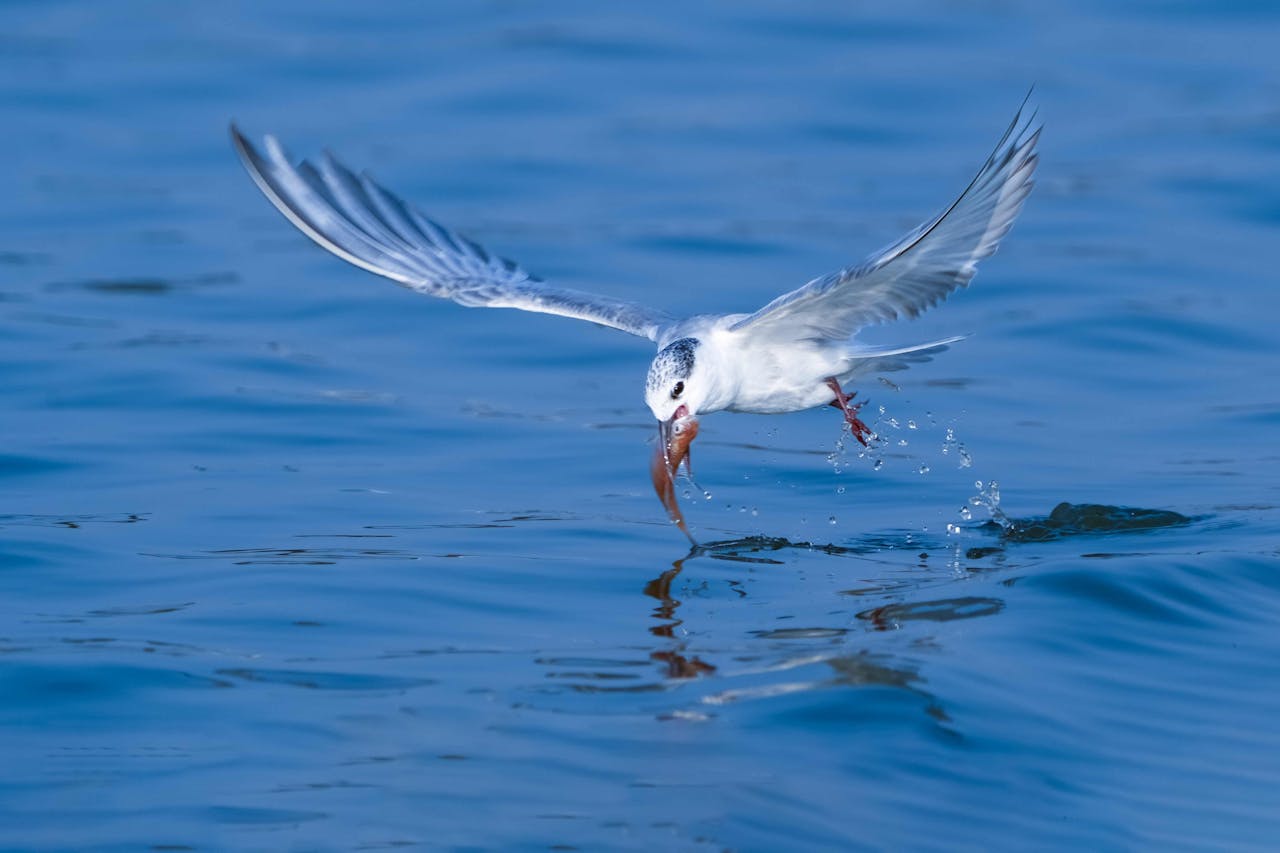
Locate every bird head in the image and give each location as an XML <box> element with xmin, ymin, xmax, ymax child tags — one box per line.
<box><xmin>645</xmin><ymin>337</ymin><xmax>703</xmax><ymax>475</ymax></box>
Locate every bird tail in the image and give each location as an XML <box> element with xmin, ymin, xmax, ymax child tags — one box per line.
<box><xmin>843</xmin><ymin>334</ymin><xmax>967</xmax><ymax>374</ymax></box>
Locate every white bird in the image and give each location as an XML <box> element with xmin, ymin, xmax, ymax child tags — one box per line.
<box><xmin>231</xmin><ymin>102</ymin><xmax>1038</xmax><ymax>537</ymax></box>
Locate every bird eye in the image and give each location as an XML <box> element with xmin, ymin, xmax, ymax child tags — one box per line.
<box><xmin>671</xmin><ymin>381</ymin><xmax>684</xmax><ymax>399</ymax></box>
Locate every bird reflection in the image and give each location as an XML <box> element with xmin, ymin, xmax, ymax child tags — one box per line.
<box><xmin>643</xmin><ymin>559</ymin><xmax>716</xmax><ymax>679</ymax></box>
<box><xmin>637</xmin><ymin>534</ymin><xmax>1015</xmax><ymax>728</ymax></box>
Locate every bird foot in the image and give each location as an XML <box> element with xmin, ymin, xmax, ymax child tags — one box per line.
<box><xmin>826</xmin><ymin>377</ymin><xmax>872</xmax><ymax>447</ymax></box>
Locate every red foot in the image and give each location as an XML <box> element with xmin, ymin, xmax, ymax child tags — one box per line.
<box><xmin>826</xmin><ymin>377</ymin><xmax>873</xmax><ymax>447</ymax></box>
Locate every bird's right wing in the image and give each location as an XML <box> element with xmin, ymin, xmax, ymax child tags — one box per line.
<box><xmin>231</xmin><ymin>126</ymin><xmax>675</xmax><ymax>342</ymax></box>
<box><xmin>729</xmin><ymin>102</ymin><xmax>1039</xmax><ymax>342</ymax></box>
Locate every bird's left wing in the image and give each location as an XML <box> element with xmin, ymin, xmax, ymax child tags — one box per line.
<box><xmin>729</xmin><ymin>102</ymin><xmax>1039</xmax><ymax>342</ymax></box>
<box><xmin>231</xmin><ymin>126</ymin><xmax>674</xmax><ymax>342</ymax></box>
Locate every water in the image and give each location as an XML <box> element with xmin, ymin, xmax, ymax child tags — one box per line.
<box><xmin>4</xmin><ymin>1</ymin><xmax>1280</xmax><ymax>848</ymax></box>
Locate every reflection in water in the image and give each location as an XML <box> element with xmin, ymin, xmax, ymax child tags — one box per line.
<box><xmin>644</xmin><ymin>561</ymin><xmax>716</xmax><ymax>679</ymax></box>
<box><xmin>634</xmin><ymin>500</ymin><xmax>1179</xmax><ymax>714</ymax></box>
<box><xmin>637</xmin><ymin>536</ymin><xmax>974</xmax><ymax>724</ymax></box>
<box><xmin>548</xmin><ymin>498</ymin><xmax>1188</xmax><ymax>714</ymax></box>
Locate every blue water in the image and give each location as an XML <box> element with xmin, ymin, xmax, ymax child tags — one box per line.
<box><xmin>4</xmin><ymin>1</ymin><xmax>1280</xmax><ymax>849</ymax></box>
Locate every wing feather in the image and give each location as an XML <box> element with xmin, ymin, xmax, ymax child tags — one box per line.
<box><xmin>231</xmin><ymin>126</ymin><xmax>673</xmax><ymax>341</ymax></box>
<box><xmin>730</xmin><ymin>101</ymin><xmax>1040</xmax><ymax>340</ymax></box>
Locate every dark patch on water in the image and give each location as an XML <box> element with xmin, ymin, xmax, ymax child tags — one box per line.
<box><xmin>141</xmin><ymin>546</ymin><xmax>419</xmax><ymax>565</ymax></box>
<box><xmin>996</xmin><ymin>502</ymin><xmax>1195</xmax><ymax>543</ymax></box>
<box><xmin>857</xmin><ymin>597</ymin><xmax>1005</xmax><ymax>630</ymax></box>
<box><xmin>0</xmin><ymin>250</ymin><xmax>50</xmax><ymax>265</ymax></box>
<box><xmin>216</xmin><ymin>668</ymin><xmax>434</xmax><ymax>691</ymax></box>
<box><xmin>45</xmin><ymin>272</ymin><xmax>238</xmax><ymax>294</ymax></box>
<box><xmin>753</xmin><ymin>627</ymin><xmax>849</xmax><ymax>639</ymax></box>
<box><xmin>0</xmin><ymin>512</ymin><xmax>146</xmax><ymax>528</ymax></box>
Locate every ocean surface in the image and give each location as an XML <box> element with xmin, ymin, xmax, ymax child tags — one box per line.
<box><xmin>3</xmin><ymin>1</ymin><xmax>1280</xmax><ymax>849</ymax></box>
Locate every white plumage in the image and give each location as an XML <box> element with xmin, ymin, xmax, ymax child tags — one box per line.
<box><xmin>232</xmin><ymin>99</ymin><xmax>1038</xmax><ymax>494</ymax></box>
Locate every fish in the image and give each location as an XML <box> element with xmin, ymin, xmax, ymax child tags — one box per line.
<box><xmin>650</xmin><ymin>416</ymin><xmax>700</xmax><ymax>544</ymax></box>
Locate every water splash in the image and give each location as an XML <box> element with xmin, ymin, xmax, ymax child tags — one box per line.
<box><xmin>968</xmin><ymin>479</ymin><xmax>1011</xmax><ymax>529</ymax></box>
<box><xmin>827</xmin><ymin>402</ymin><xmax>971</xmax><ymax>476</ymax></box>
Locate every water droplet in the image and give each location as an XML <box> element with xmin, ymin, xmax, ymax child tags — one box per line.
<box><xmin>897</xmin><ymin>439</ymin><xmax>909</xmax><ymax>447</ymax></box>
<box><xmin>946</xmin><ymin>523</ymin><xmax>961</xmax><ymax>535</ymax></box>
<box><xmin>836</xmin><ymin>485</ymin><xmax>846</xmax><ymax>495</ymax></box>
<box><xmin>828</xmin><ymin>516</ymin><xmax>837</xmax><ymax>525</ymax></box>
<box><xmin>878</xmin><ymin>405</ymin><xmax>887</xmax><ymax>416</ymax></box>
<box><xmin>873</xmin><ymin>458</ymin><xmax>884</xmax><ymax>471</ymax></box>
<box><xmin>918</xmin><ymin>464</ymin><xmax>930</xmax><ymax>475</ymax></box>
<box><xmin>750</xmin><ymin>507</ymin><xmax>759</xmax><ymax>517</ymax></box>
<box><xmin>682</xmin><ymin>489</ymin><xmax>691</xmax><ymax>499</ymax></box>
<box><xmin>967</xmin><ymin>478</ymin><xmax>1011</xmax><ymax>529</ymax></box>
<box><xmin>975</xmin><ymin>480</ymin><xmax>983</xmax><ymax>490</ymax></box>
<box><xmin>907</xmin><ymin>419</ymin><xmax>918</xmax><ymax>430</ymax></box>
<box><xmin>959</xmin><ymin>506</ymin><xmax>972</xmax><ymax>520</ymax></box>
<box><xmin>958</xmin><ymin>445</ymin><xmax>973</xmax><ymax>468</ymax></box>
<box><xmin>886</xmin><ymin>417</ymin><xmax>900</xmax><ymax>429</ymax></box>
<box><xmin>702</xmin><ymin>490</ymin><xmax>713</xmax><ymax>501</ymax></box>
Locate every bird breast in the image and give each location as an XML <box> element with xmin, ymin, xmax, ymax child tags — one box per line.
<box><xmin>712</xmin><ymin>333</ymin><xmax>843</xmax><ymax>415</ymax></box>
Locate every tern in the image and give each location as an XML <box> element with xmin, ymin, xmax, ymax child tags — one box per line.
<box><xmin>231</xmin><ymin>102</ymin><xmax>1038</xmax><ymax>539</ymax></box>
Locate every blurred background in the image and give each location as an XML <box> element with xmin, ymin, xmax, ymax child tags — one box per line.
<box><xmin>3</xmin><ymin>1</ymin><xmax>1279</xmax><ymax>849</ymax></box>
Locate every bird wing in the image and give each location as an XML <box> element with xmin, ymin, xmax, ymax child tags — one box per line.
<box><xmin>231</xmin><ymin>126</ymin><xmax>674</xmax><ymax>342</ymax></box>
<box><xmin>729</xmin><ymin>102</ymin><xmax>1039</xmax><ymax>342</ymax></box>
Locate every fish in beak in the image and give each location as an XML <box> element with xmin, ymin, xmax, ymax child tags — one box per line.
<box><xmin>650</xmin><ymin>405</ymin><xmax>700</xmax><ymax>544</ymax></box>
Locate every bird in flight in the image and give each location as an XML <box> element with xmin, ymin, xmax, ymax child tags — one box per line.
<box><xmin>231</xmin><ymin>102</ymin><xmax>1038</xmax><ymax>542</ymax></box>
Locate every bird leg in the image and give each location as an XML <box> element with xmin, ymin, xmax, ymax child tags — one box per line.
<box><xmin>826</xmin><ymin>377</ymin><xmax>872</xmax><ymax>447</ymax></box>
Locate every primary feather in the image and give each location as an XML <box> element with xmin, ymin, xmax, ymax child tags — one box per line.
<box><xmin>230</xmin><ymin>125</ymin><xmax>673</xmax><ymax>341</ymax></box>
<box><xmin>730</xmin><ymin>102</ymin><xmax>1040</xmax><ymax>342</ymax></box>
